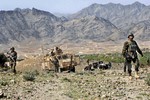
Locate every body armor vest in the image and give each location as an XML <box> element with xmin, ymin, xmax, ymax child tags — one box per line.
<box><xmin>128</xmin><ymin>41</ymin><xmax>137</xmax><ymax>52</ymax></box>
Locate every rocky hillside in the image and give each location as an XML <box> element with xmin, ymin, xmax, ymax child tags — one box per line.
<box><xmin>0</xmin><ymin>8</ymin><xmax>62</xmax><ymax>44</ymax></box>
<box><xmin>53</xmin><ymin>16</ymin><xmax>124</xmax><ymax>43</ymax></box>
<box><xmin>0</xmin><ymin>2</ymin><xmax>150</xmax><ymax>44</ymax></box>
<box><xmin>69</xmin><ymin>2</ymin><xmax>150</xmax><ymax>31</ymax></box>
<box><xmin>0</xmin><ymin>8</ymin><xmax>124</xmax><ymax>44</ymax></box>
<box><xmin>0</xmin><ymin>59</ymin><xmax>150</xmax><ymax>100</ymax></box>
<box><xmin>128</xmin><ymin>20</ymin><xmax>150</xmax><ymax>41</ymax></box>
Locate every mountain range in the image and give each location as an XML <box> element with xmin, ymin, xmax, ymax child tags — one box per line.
<box><xmin>0</xmin><ymin>2</ymin><xmax>150</xmax><ymax>44</ymax></box>
<box><xmin>70</xmin><ymin>2</ymin><xmax>149</xmax><ymax>30</ymax></box>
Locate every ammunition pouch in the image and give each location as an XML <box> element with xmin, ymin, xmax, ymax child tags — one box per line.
<box><xmin>125</xmin><ymin>53</ymin><xmax>132</xmax><ymax>62</ymax></box>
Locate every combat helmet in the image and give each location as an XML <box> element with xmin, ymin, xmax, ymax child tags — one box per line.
<box><xmin>128</xmin><ymin>33</ymin><xmax>134</xmax><ymax>38</ymax></box>
<box><xmin>10</xmin><ymin>47</ymin><xmax>15</xmax><ymax>51</ymax></box>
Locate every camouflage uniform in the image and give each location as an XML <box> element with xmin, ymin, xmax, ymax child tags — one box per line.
<box><xmin>50</xmin><ymin>55</ymin><xmax>59</xmax><ymax>72</ymax></box>
<box><xmin>122</xmin><ymin>39</ymin><xmax>143</xmax><ymax>76</ymax></box>
<box><xmin>7</xmin><ymin>47</ymin><xmax>17</xmax><ymax>74</ymax></box>
<box><xmin>49</xmin><ymin>49</ymin><xmax>55</xmax><ymax>56</ymax></box>
<box><xmin>55</xmin><ymin>47</ymin><xmax>63</xmax><ymax>55</ymax></box>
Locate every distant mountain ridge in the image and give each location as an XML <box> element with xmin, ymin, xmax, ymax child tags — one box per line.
<box><xmin>69</xmin><ymin>2</ymin><xmax>150</xmax><ymax>31</ymax></box>
<box><xmin>0</xmin><ymin>8</ymin><xmax>124</xmax><ymax>44</ymax></box>
<box><xmin>0</xmin><ymin>2</ymin><xmax>150</xmax><ymax>44</ymax></box>
<box><xmin>0</xmin><ymin>8</ymin><xmax>62</xmax><ymax>43</ymax></box>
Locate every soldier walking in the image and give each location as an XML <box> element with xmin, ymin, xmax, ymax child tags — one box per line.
<box><xmin>7</xmin><ymin>47</ymin><xmax>17</xmax><ymax>74</ymax></box>
<box><xmin>122</xmin><ymin>34</ymin><xmax>143</xmax><ymax>79</ymax></box>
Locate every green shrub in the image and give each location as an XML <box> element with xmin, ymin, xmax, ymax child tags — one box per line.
<box><xmin>23</xmin><ymin>71</ymin><xmax>36</xmax><ymax>81</ymax></box>
<box><xmin>0</xmin><ymin>78</ymin><xmax>8</xmax><ymax>86</ymax></box>
<box><xmin>61</xmin><ymin>77</ymin><xmax>71</xmax><ymax>82</ymax></box>
<box><xmin>145</xmin><ymin>73</ymin><xmax>150</xmax><ymax>86</ymax></box>
<box><xmin>0</xmin><ymin>53</ymin><xmax>8</xmax><ymax>67</ymax></box>
<box><xmin>140</xmin><ymin>52</ymin><xmax>150</xmax><ymax>66</ymax></box>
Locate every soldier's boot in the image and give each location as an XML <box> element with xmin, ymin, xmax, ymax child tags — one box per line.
<box><xmin>13</xmin><ymin>69</ymin><xmax>16</xmax><ymax>74</ymax></box>
<box><xmin>135</xmin><ymin>71</ymin><xmax>140</xmax><ymax>79</ymax></box>
<box><xmin>129</xmin><ymin>73</ymin><xmax>132</xmax><ymax>80</ymax></box>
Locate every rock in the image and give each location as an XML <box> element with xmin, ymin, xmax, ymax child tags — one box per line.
<box><xmin>101</xmin><ymin>94</ymin><xmax>107</xmax><ymax>98</ymax></box>
<box><xmin>95</xmin><ymin>97</ymin><xmax>100</xmax><ymax>100</ymax></box>
<box><xmin>10</xmin><ymin>79</ymin><xmax>16</xmax><ymax>84</ymax></box>
<box><xmin>0</xmin><ymin>89</ymin><xmax>4</xmax><ymax>98</ymax></box>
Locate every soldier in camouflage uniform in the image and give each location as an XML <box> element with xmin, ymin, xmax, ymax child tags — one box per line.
<box><xmin>122</xmin><ymin>34</ymin><xmax>143</xmax><ymax>79</ymax></box>
<box><xmin>51</xmin><ymin>56</ymin><xmax>59</xmax><ymax>72</ymax></box>
<box><xmin>49</xmin><ymin>49</ymin><xmax>55</xmax><ymax>56</ymax></box>
<box><xmin>49</xmin><ymin>49</ymin><xmax>59</xmax><ymax>72</ymax></box>
<box><xmin>7</xmin><ymin>47</ymin><xmax>17</xmax><ymax>74</ymax></box>
<box><xmin>55</xmin><ymin>47</ymin><xmax>63</xmax><ymax>55</ymax></box>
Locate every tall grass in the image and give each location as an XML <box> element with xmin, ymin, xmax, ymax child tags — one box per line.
<box><xmin>82</xmin><ymin>53</ymin><xmax>124</xmax><ymax>63</ymax></box>
<box><xmin>140</xmin><ymin>52</ymin><xmax>150</xmax><ymax>66</ymax></box>
<box><xmin>145</xmin><ymin>73</ymin><xmax>150</xmax><ymax>86</ymax></box>
<box><xmin>82</xmin><ymin>52</ymin><xmax>150</xmax><ymax>65</ymax></box>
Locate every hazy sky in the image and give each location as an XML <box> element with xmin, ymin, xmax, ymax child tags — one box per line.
<box><xmin>0</xmin><ymin>0</ymin><xmax>150</xmax><ymax>13</ymax></box>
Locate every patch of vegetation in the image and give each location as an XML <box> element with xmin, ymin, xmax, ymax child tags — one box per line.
<box><xmin>23</xmin><ymin>70</ymin><xmax>39</xmax><ymax>81</ymax></box>
<box><xmin>36</xmin><ymin>71</ymin><xmax>56</xmax><ymax>82</ymax></box>
<box><xmin>0</xmin><ymin>78</ymin><xmax>9</xmax><ymax>86</ymax></box>
<box><xmin>82</xmin><ymin>53</ymin><xmax>124</xmax><ymax>63</ymax></box>
<box><xmin>61</xmin><ymin>77</ymin><xmax>71</xmax><ymax>82</ymax></box>
<box><xmin>139</xmin><ymin>92</ymin><xmax>150</xmax><ymax>97</ymax></box>
<box><xmin>32</xmin><ymin>70</ymin><xmax>39</xmax><ymax>76</ymax></box>
<box><xmin>140</xmin><ymin>52</ymin><xmax>150</xmax><ymax>66</ymax></box>
<box><xmin>65</xmin><ymin>86</ymin><xmax>90</xmax><ymax>100</ymax></box>
<box><xmin>45</xmin><ymin>71</ymin><xmax>55</xmax><ymax>77</ymax></box>
<box><xmin>145</xmin><ymin>73</ymin><xmax>150</xmax><ymax>86</ymax></box>
<box><xmin>0</xmin><ymin>53</ymin><xmax>8</xmax><ymax>67</ymax></box>
<box><xmin>136</xmin><ymin>96</ymin><xmax>143</xmax><ymax>99</ymax></box>
<box><xmin>82</xmin><ymin>52</ymin><xmax>150</xmax><ymax>65</ymax></box>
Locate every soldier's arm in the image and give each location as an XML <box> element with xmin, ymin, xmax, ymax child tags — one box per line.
<box><xmin>122</xmin><ymin>42</ymin><xmax>128</xmax><ymax>57</ymax></box>
<box><xmin>135</xmin><ymin>41</ymin><xmax>143</xmax><ymax>56</ymax></box>
<box><xmin>11</xmin><ymin>52</ymin><xmax>17</xmax><ymax>60</ymax></box>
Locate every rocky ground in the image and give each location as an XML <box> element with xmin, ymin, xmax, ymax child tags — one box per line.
<box><xmin>0</xmin><ymin>60</ymin><xmax>150</xmax><ymax>100</ymax></box>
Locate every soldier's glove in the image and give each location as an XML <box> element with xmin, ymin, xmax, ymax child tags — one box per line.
<box><xmin>141</xmin><ymin>54</ymin><xmax>143</xmax><ymax>57</ymax></box>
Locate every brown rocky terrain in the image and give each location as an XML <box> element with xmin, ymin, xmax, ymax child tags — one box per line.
<box><xmin>0</xmin><ymin>60</ymin><xmax>150</xmax><ymax>100</ymax></box>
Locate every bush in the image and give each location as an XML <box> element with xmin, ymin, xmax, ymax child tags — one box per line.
<box><xmin>23</xmin><ymin>71</ymin><xmax>38</xmax><ymax>81</ymax></box>
<box><xmin>145</xmin><ymin>73</ymin><xmax>150</xmax><ymax>86</ymax></box>
<box><xmin>0</xmin><ymin>53</ymin><xmax>8</xmax><ymax>67</ymax></box>
<box><xmin>0</xmin><ymin>78</ymin><xmax>8</xmax><ymax>86</ymax></box>
<box><xmin>140</xmin><ymin>52</ymin><xmax>150</xmax><ymax>66</ymax></box>
<box><xmin>61</xmin><ymin>77</ymin><xmax>71</xmax><ymax>82</ymax></box>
